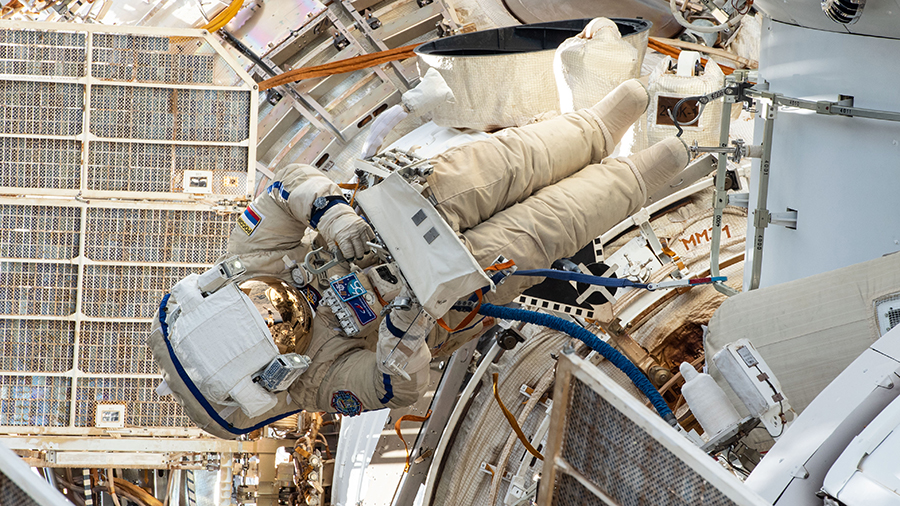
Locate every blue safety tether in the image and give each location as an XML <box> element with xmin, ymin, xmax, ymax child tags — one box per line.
<box><xmin>511</xmin><ymin>268</ymin><xmax>649</xmax><ymax>289</ymax></box>
<box><xmin>477</xmin><ymin>303</ymin><xmax>675</xmax><ymax>423</ymax></box>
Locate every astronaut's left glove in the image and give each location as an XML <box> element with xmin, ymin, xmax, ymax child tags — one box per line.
<box><xmin>316</xmin><ymin>203</ymin><xmax>375</xmax><ymax>260</ymax></box>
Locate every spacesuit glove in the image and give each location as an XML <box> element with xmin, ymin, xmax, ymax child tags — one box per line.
<box><xmin>401</xmin><ymin>67</ymin><xmax>454</xmax><ymax>116</ymax></box>
<box><xmin>316</xmin><ymin>203</ymin><xmax>375</xmax><ymax>260</ymax></box>
<box><xmin>375</xmin><ymin>301</ymin><xmax>432</xmax><ymax>381</ymax></box>
<box><xmin>361</xmin><ymin>104</ymin><xmax>408</xmax><ymax>159</ymax></box>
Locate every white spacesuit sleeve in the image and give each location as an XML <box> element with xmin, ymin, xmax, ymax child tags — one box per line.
<box><xmin>301</xmin><ymin>301</ymin><xmax>432</xmax><ymax>415</ymax></box>
<box><xmin>266</xmin><ymin>163</ymin><xmax>344</xmax><ymax>224</ymax></box>
<box><xmin>223</xmin><ymin>163</ymin><xmax>371</xmax><ymax>280</ymax></box>
<box><xmin>223</xmin><ymin>192</ymin><xmax>309</xmax><ymax>282</ymax></box>
<box><xmin>314</xmin><ymin>348</ymin><xmax>430</xmax><ymax>415</ymax></box>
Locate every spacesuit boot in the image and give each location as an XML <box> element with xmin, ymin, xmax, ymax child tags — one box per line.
<box><xmin>584</xmin><ymin>78</ymin><xmax>651</xmax><ymax>151</ymax></box>
<box><xmin>620</xmin><ymin>136</ymin><xmax>692</xmax><ymax>205</ymax></box>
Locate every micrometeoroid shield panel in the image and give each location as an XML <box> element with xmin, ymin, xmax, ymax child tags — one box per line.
<box><xmin>541</xmin><ymin>354</ymin><xmax>770</xmax><ymax>506</ymax></box>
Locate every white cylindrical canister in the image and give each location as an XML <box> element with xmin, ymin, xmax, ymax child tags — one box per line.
<box><xmin>680</xmin><ymin>362</ymin><xmax>741</xmax><ymax>437</ymax></box>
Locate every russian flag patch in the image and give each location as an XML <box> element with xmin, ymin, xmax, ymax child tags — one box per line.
<box><xmin>238</xmin><ymin>203</ymin><xmax>265</xmax><ymax>236</ymax></box>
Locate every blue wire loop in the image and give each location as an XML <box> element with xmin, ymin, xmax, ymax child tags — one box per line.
<box><xmin>476</xmin><ymin>303</ymin><xmax>674</xmax><ymax>422</ymax></box>
<box><xmin>511</xmin><ymin>269</ymin><xmax>649</xmax><ymax>289</ymax></box>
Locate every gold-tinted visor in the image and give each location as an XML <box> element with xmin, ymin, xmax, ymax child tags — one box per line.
<box><xmin>239</xmin><ymin>276</ymin><xmax>314</xmax><ymax>355</ymax></box>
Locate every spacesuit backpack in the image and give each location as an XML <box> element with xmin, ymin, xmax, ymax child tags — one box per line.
<box><xmin>148</xmin><ymin>257</ymin><xmax>312</xmax><ymax>439</ymax></box>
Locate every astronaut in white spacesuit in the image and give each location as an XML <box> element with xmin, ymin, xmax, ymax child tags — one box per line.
<box><xmin>150</xmin><ymin>79</ymin><xmax>690</xmax><ymax>437</ymax></box>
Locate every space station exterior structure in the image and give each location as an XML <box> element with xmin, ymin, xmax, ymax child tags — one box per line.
<box><xmin>0</xmin><ymin>21</ymin><xmax>255</xmax><ymax>437</ymax></box>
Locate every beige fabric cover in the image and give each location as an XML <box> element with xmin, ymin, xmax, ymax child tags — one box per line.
<box><xmin>707</xmin><ymin>252</ymin><xmax>900</xmax><ymax>415</ymax></box>
<box><xmin>634</xmin><ymin>57</ymin><xmax>728</xmax><ymax>153</ymax></box>
<box><xmin>554</xmin><ymin>18</ymin><xmax>642</xmax><ymax>113</ymax></box>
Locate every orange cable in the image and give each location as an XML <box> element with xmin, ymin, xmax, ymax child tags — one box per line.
<box><xmin>203</xmin><ymin>0</ymin><xmax>243</xmax><ymax>32</ymax></box>
<box><xmin>394</xmin><ymin>410</ymin><xmax>432</xmax><ymax>472</ymax></box>
<box><xmin>436</xmin><ymin>290</ymin><xmax>482</xmax><ymax>333</ymax></box>
<box><xmin>648</xmin><ymin>38</ymin><xmax>735</xmax><ymax>75</ymax></box>
<box><xmin>258</xmin><ymin>43</ymin><xmax>420</xmax><ymax>91</ymax></box>
<box><xmin>492</xmin><ymin>373</ymin><xmax>543</xmax><ymax>461</ymax></box>
<box><xmin>436</xmin><ymin>260</ymin><xmax>515</xmax><ymax>332</ymax></box>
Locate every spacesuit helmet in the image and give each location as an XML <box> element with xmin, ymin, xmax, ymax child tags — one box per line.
<box><xmin>239</xmin><ymin>276</ymin><xmax>314</xmax><ymax>355</ymax></box>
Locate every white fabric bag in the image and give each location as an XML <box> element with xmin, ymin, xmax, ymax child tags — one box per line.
<box><xmin>554</xmin><ymin>18</ymin><xmax>642</xmax><ymax>113</ymax></box>
<box><xmin>633</xmin><ymin>56</ymin><xmax>729</xmax><ymax>153</ymax></box>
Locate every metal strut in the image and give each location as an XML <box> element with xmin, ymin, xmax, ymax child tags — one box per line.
<box><xmin>698</xmin><ymin>72</ymin><xmax>900</xmax><ymax>292</ymax></box>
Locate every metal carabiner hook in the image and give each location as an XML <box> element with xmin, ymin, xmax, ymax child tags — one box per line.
<box><xmin>303</xmin><ymin>246</ymin><xmax>343</xmax><ymax>275</ymax></box>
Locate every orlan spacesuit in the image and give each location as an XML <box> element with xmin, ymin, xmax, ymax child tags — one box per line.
<box><xmin>149</xmin><ymin>79</ymin><xmax>690</xmax><ymax>439</ymax></box>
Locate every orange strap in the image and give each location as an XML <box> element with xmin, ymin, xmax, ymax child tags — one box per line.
<box><xmin>258</xmin><ymin>43</ymin><xmax>420</xmax><ymax>91</ymax></box>
<box><xmin>435</xmin><ymin>260</ymin><xmax>515</xmax><ymax>333</ymax></box>
<box><xmin>492</xmin><ymin>373</ymin><xmax>544</xmax><ymax>461</ymax></box>
<box><xmin>337</xmin><ymin>183</ymin><xmax>362</xmax><ymax>206</ymax></box>
<box><xmin>647</xmin><ymin>38</ymin><xmax>735</xmax><ymax>76</ymax></box>
<box><xmin>436</xmin><ymin>290</ymin><xmax>482</xmax><ymax>333</ymax></box>
<box><xmin>484</xmin><ymin>259</ymin><xmax>516</xmax><ymax>272</ymax></box>
<box><xmin>661</xmin><ymin>243</ymin><xmax>687</xmax><ymax>272</ymax></box>
<box><xmin>370</xmin><ymin>283</ymin><xmax>388</xmax><ymax>308</ymax></box>
<box><xmin>395</xmin><ymin>410</ymin><xmax>432</xmax><ymax>472</ymax></box>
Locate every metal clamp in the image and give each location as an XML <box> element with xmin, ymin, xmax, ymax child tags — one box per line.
<box><xmin>356</xmin><ymin>148</ymin><xmax>434</xmax><ymax>185</ymax></box>
<box><xmin>727</xmin><ymin>192</ymin><xmax>750</xmax><ymax>209</ymax></box>
<box><xmin>769</xmin><ymin>210</ymin><xmax>798</xmax><ymax>230</ymax></box>
<box><xmin>690</xmin><ymin>139</ymin><xmax>762</xmax><ymax>163</ymax></box>
<box><xmin>303</xmin><ymin>246</ymin><xmax>343</xmax><ymax>275</ymax></box>
<box><xmin>380</xmin><ymin>296</ymin><xmax>412</xmax><ymax>316</ymax></box>
<box><xmin>647</xmin><ymin>276</ymin><xmax>727</xmax><ymax>291</ymax></box>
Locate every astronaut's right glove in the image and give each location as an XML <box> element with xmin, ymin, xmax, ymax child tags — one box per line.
<box><xmin>315</xmin><ymin>202</ymin><xmax>375</xmax><ymax>260</ymax></box>
<box><xmin>361</xmin><ymin>67</ymin><xmax>454</xmax><ymax>158</ymax></box>
<box><xmin>376</xmin><ymin>294</ymin><xmax>433</xmax><ymax>381</ymax></box>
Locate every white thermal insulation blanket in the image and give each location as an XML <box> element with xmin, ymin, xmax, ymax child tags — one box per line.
<box><xmin>417</xmin><ymin>48</ymin><xmax>559</xmax><ymax>131</ymax></box>
<box><xmin>417</xmin><ymin>19</ymin><xmax>648</xmax><ymax>132</ymax></box>
<box><xmin>706</xmin><ymin>252</ymin><xmax>900</xmax><ymax>415</ymax></box>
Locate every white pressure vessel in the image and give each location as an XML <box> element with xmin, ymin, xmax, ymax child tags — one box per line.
<box><xmin>680</xmin><ymin>362</ymin><xmax>741</xmax><ymax>437</ymax></box>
